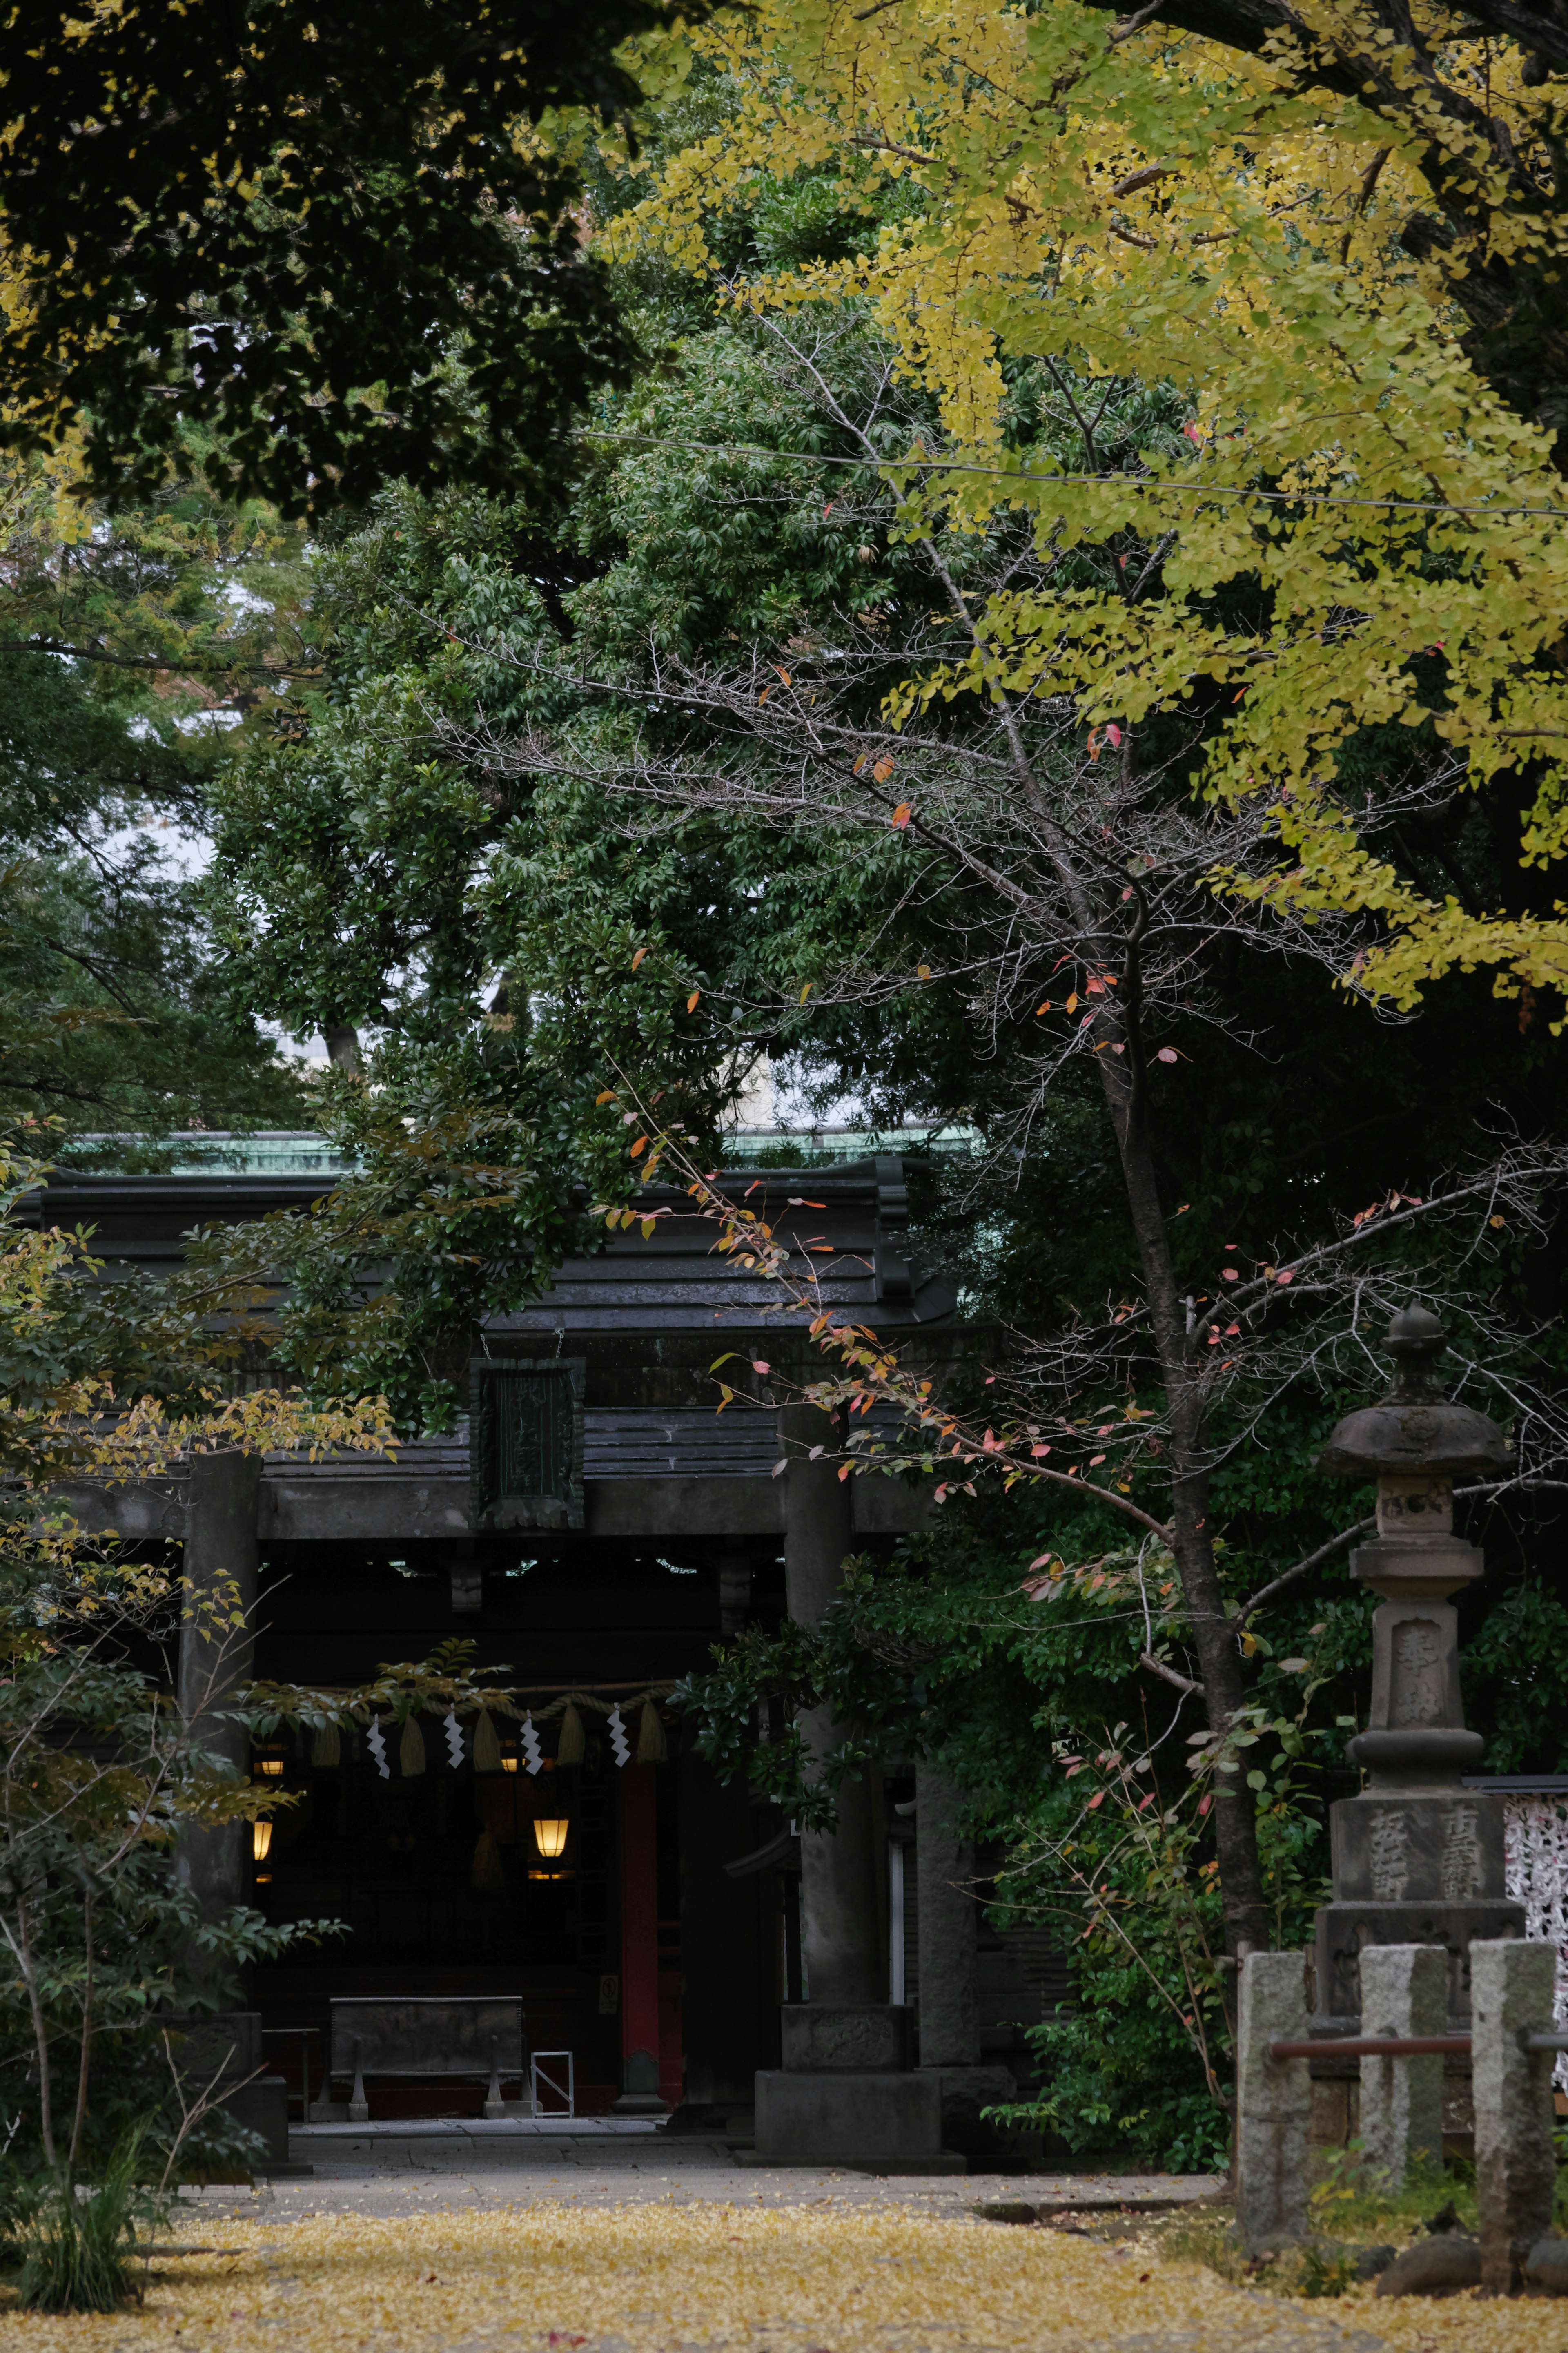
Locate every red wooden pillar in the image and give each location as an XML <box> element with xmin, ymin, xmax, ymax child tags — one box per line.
<box><xmin>615</xmin><ymin>1763</ymin><xmax>664</xmax><ymax>2110</ymax></box>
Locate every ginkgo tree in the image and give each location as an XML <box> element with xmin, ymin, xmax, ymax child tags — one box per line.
<box><xmin>605</xmin><ymin>0</ymin><xmax>1568</xmax><ymax>1017</ymax></box>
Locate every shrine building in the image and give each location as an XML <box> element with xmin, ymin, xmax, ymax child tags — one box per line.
<box><xmin>33</xmin><ymin>1137</ymin><xmax>1058</xmax><ymax>2161</ymax></box>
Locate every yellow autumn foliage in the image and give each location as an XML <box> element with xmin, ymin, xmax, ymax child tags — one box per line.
<box><xmin>607</xmin><ymin>1</ymin><xmax>1568</xmax><ymax>1019</ymax></box>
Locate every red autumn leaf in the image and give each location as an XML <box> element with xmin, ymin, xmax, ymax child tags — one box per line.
<box><xmin>631</xmin><ymin>947</ymin><xmax>649</xmax><ymax>970</ymax></box>
<box><xmin>1221</xmin><ymin>1267</ymin><xmax>1238</xmax><ymax>1280</ymax></box>
<box><xmin>753</xmin><ymin>1360</ymin><xmax>770</xmax><ymax>1374</ymax></box>
<box><xmin>1107</xmin><ymin>723</ymin><xmax>1123</xmax><ymax>747</ymax></box>
<box><xmin>1156</xmin><ymin>1046</ymin><xmax>1179</xmax><ymax>1063</ymax></box>
<box><xmin>629</xmin><ymin>1137</ymin><xmax>647</xmax><ymax>1157</ymax></box>
<box><xmin>687</xmin><ymin>990</ymin><xmax>701</xmax><ymax>1012</ymax></box>
<box><xmin>890</xmin><ymin>801</ymin><xmax>912</xmax><ymax>828</ymax></box>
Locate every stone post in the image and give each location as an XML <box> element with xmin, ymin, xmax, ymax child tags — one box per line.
<box><xmin>1359</xmin><ymin>1943</ymin><xmax>1446</xmax><ymax>2186</ymax></box>
<box><xmin>1234</xmin><ymin>1950</ymin><xmax>1311</xmax><ymax>2253</ymax></box>
<box><xmin>915</xmin><ymin>1765</ymin><xmax>1014</xmax><ymax>2154</ymax></box>
<box><xmin>915</xmin><ymin>1765</ymin><xmax>978</xmax><ymax>2065</ymax></box>
<box><xmin>1471</xmin><ymin>1938</ymin><xmax>1557</xmax><ymax>2296</ymax></box>
<box><xmin>779</xmin><ymin>1403</ymin><xmax>881</xmax><ymax>2005</ymax></box>
<box><xmin>177</xmin><ymin>1450</ymin><xmax>263</xmax><ymax>1932</ymax></box>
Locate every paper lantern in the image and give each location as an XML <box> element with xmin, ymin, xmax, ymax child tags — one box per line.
<box><xmin>533</xmin><ymin>1818</ymin><xmax>569</xmax><ymax>1860</ymax></box>
<box><xmin>252</xmin><ymin>1820</ymin><xmax>273</xmax><ymax>1862</ymax></box>
<box><xmin>253</xmin><ymin>1756</ymin><xmax>285</xmax><ymax>1778</ymax></box>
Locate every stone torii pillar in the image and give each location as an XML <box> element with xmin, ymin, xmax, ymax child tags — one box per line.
<box><xmin>753</xmin><ymin>1404</ymin><xmax>942</xmax><ymax>2166</ymax></box>
<box><xmin>779</xmin><ymin>1403</ymin><xmax>882</xmax><ymax>2005</ymax></box>
<box><xmin>172</xmin><ymin>1449</ymin><xmax>295</xmax><ymax>2172</ymax></box>
<box><xmin>177</xmin><ymin>1449</ymin><xmax>263</xmax><ymax>1934</ymax></box>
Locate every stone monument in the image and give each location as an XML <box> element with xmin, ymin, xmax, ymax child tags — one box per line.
<box><xmin>1312</xmin><ymin>1305</ymin><xmax>1523</xmax><ymax>2029</ymax></box>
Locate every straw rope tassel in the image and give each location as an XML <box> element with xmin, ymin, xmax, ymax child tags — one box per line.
<box><xmin>400</xmin><ymin>1714</ymin><xmax>427</xmax><ymax>1776</ymax></box>
<box><xmin>636</xmin><ymin>1697</ymin><xmax>666</xmax><ymax>1764</ymax></box>
<box><xmin>311</xmin><ymin>1721</ymin><xmax>341</xmax><ymax>1769</ymax></box>
<box><xmin>557</xmin><ymin>1702</ymin><xmax>585</xmax><ymax>1766</ymax></box>
<box><xmin>474</xmin><ymin>1706</ymin><xmax>502</xmax><ymax>1773</ymax></box>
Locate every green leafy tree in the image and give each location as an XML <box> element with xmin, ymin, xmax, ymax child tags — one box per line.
<box><xmin>2</xmin><ymin>0</ymin><xmax>710</xmax><ymax>516</ymax></box>
<box><xmin>0</xmin><ymin>456</ymin><xmax>319</xmax><ymax>1144</ymax></box>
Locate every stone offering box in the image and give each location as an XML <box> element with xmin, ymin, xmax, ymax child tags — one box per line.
<box><xmin>328</xmin><ymin>1995</ymin><xmax>525</xmax><ymax>2107</ymax></box>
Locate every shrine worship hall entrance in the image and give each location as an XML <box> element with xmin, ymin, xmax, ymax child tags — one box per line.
<box><xmin>247</xmin><ymin>1534</ymin><xmax>749</xmax><ymax>2120</ymax></box>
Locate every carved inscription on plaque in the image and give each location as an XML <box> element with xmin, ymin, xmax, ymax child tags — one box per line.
<box><xmin>1441</xmin><ymin>1803</ymin><xmax>1483</xmax><ymax>1900</ymax></box>
<box><xmin>1369</xmin><ymin>1807</ymin><xmax>1410</xmax><ymax>1901</ymax></box>
<box><xmin>1392</xmin><ymin>1618</ymin><xmax>1445</xmax><ymax>1726</ymax></box>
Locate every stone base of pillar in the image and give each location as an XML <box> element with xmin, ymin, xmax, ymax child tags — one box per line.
<box><xmin>779</xmin><ymin>2004</ymin><xmax>912</xmax><ymax>2072</ymax></box>
<box><xmin>160</xmin><ymin>2010</ymin><xmax>312</xmax><ymax>2178</ymax></box>
<box><xmin>1313</xmin><ymin>1899</ymin><xmax>1526</xmax><ymax>2026</ymax></box>
<box><xmin>225</xmin><ymin>2074</ymin><xmax>314</xmax><ymax>2178</ymax></box>
<box><xmin>920</xmin><ymin>2064</ymin><xmax>1020</xmax><ymax>2157</ymax></box>
<box><xmin>612</xmin><ymin>2045</ymin><xmax>668</xmax><ymax>2116</ymax></box>
<box><xmin>754</xmin><ymin>2068</ymin><xmax>943</xmax><ymax>2165</ymax></box>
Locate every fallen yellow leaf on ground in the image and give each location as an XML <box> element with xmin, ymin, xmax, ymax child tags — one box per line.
<box><xmin>0</xmin><ymin>2201</ymin><xmax>1563</xmax><ymax>2352</ymax></box>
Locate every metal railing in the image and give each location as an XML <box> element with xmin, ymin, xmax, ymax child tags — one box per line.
<box><xmin>530</xmin><ymin>2050</ymin><xmax>575</xmax><ymax>2119</ymax></box>
<box><xmin>1268</xmin><ymin>2029</ymin><xmax>1568</xmax><ymax>2061</ymax></box>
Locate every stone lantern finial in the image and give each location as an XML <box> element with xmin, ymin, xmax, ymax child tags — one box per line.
<box><xmin>1310</xmin><ymin>1302</ymin><xmax>1522</xmax><ymax>2029</ymax></box>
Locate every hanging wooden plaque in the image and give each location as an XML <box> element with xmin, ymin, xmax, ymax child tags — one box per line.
<box><xmin>469</xmin><ymin>1358</ymin><xmax>585</xmax><ymax>1530</ymax></box>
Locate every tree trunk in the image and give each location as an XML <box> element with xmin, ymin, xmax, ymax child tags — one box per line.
<box><xmin>1095</xmin><ymin>1008</ymin><xmax>1271</xmax><ymax>1964</ymax></box>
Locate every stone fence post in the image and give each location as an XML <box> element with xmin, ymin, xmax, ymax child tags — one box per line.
<box><xmin>1235</xmin><ymin>1950</ymin><xmax>1311</xmax><ymax>2253</ymax></box>
<box><xmin>1359</xmin><ymin>1943</ymin><xmax>1446</xmax><ymax>2187</ymax></box>
<box><xmin>1471</xmin><ymin>1937</ymin><xmax>1557</xmax><ymax>2295</ymax></box>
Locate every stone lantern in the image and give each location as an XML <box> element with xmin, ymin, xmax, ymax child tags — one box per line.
<box><xmin>1312</xmin><ymin>1305</ymin><xmax>1523</xmax><ymax>2028</ymax></box>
